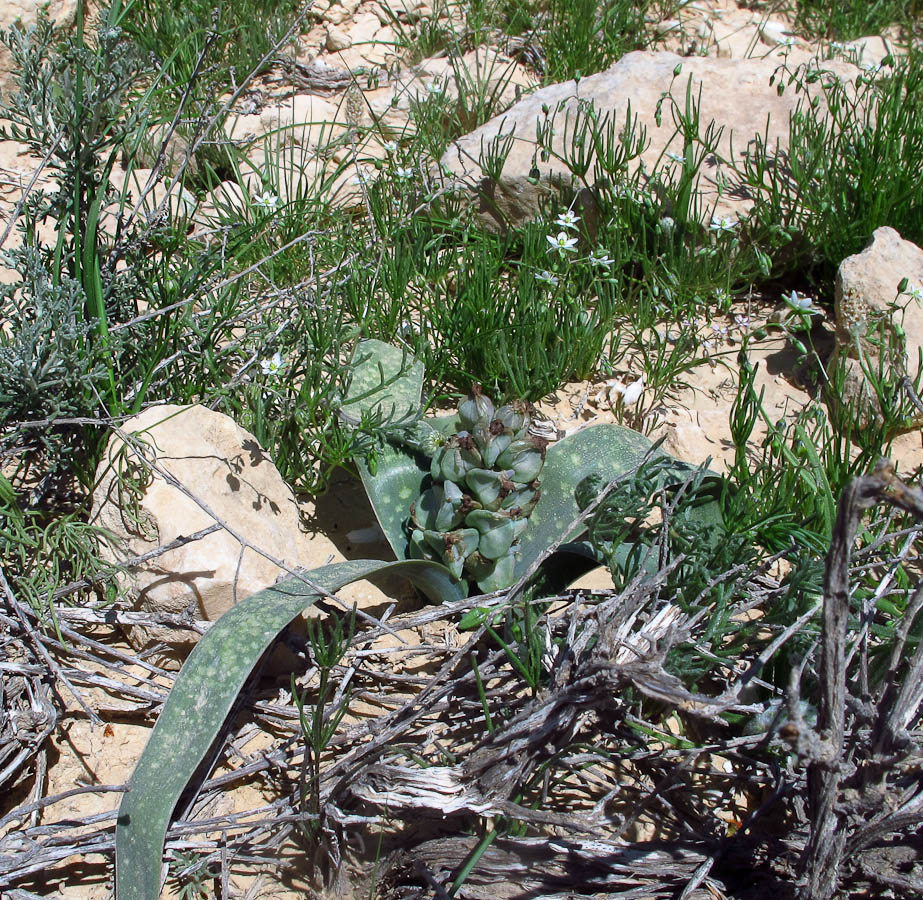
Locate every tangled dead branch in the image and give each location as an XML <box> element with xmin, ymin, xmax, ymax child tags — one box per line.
<box><xmin>1</xmin><ymin>460</ymin><xmax>922</xmax><ymax>898</ymax></box>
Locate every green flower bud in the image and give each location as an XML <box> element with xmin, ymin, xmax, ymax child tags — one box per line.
<box><xmin>405</xmin><ymin>421</ymin><xmax>445</xmax><ymax>456</ymax></box>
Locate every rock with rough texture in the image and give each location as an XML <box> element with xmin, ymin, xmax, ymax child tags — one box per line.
<box><xmin>440</xmin><ymin>49</ymin><xmax>859</xmax><ymax>232</ymax></box>
<box><xmin>831</xmin><ymin>227</ymin><xmax>923</xmax><ymax>423</ymax></box>
<box><xmin>0</xmin><ymin>1</ymin><xmax>78</xmax><ymax>98</ymax></box>
<box><xmin>326</xmin><ymin>26</ymin><xmax>352</xmax><ymax>52</ymax></box>
<box><xmin>90</xmin><ymin>405</ymin><xmax>394</xmax><ymax>662</ymax></box>
<box><xmin>225</xmin><ymin>94</ymin><xmax>346</xmax><ymax>149</ymax></box>
<box><xmin>363</xmin><ymin>47</ymin><xmax>534</xmax><ymax>141</ymax></box>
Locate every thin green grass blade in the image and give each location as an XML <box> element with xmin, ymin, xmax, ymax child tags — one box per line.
<box><xmin>115</xmin><ymin>558</ymin><xmax>462</xmax><ymax>900</ymax></box>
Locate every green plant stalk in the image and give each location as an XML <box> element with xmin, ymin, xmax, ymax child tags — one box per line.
<box><xmin>449</xmin><ymin>823</ymin><xmax>500</xmax><ymax>896</ymax></box>
<box><xmin>83</xmin><ymin>187</ymin><xmax>118</xmax><ymax>407</ymax></box>
<box><xmin>471</xmin><ymin>651</ymin><xmax>494</xmax><ymax>734</ymax></box>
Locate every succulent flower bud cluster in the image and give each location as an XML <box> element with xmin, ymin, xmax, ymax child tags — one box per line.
<box><xmin>408</xmin><ymin>386</ymin><xmax>546</xmax><ymax>593</ymax></box>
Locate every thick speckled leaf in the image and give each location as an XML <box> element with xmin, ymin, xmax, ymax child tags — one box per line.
<box><xmin>115</xmin><ymin>559</ymin><xmax>462</xmax><ymax>900</ymax></box>
<box><xmin>513</xmin><ymin>423</ymin><xmax>656</xmax><ymax>580</ymax></box>
<box><xmin>357</xmin><ymin>415</ymin><xmax>460</xmax><ymax>557</ymax></box>
<box><xmin>358</xmin><ymin>440</ymin><xmax>428</xmax><ymax>558</ymax></box>
<box><xmin>341</xmin><ymin>339</ymin><xmax>425</xmax><ymax>425</ymax></box>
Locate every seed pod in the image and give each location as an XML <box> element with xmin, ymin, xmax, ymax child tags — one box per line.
<box><xmin>410</xmin><ymin>486</ymin><xmax>442</xmax><ymax>531</ymax></box>
<box><xmin>466</xmin><ymin>508</ymin><xmax>517</xmax><ymax>558</ymax></box>
<box><xmin>457</xmin><ymin>384</ymin><xmax>494</xmax><ymax>432</ymax></box>
<box><xmin>465</xmin><ymin>468</ymin><xmax>515</xmax><ymax>510</ymax></box>
<box><xmin>496</xmin><ymin>436</ymin><xmax>546</xmax><ymax>483</ymax></box>
<box><xmin>493</xmin><ymin>400</ymin><xmax>531</xmax><ymax>440</ymax></box>
<box><xmin>465</xmin><ymin>508</ymin><xmax>510</xmax><ymax>534</ymax></box>
<box><xmin>431</xmin><ymin>435</ymin><xmax>481</xmax><ymax>483</ymax></box>
<box><xmin>408</xmin><ymin>528</ymin><xmax>428</xmax><ymax>559</ymax></box>
<box><xmin>501</xmin><ymin>484</ymin><xmax>541</xmax><ymax>517</ymax></box>
<box><xmin>467</xmin><ymin>551</ymin><xmax>516</xmax><ymax>593</ymax></box>
<box><xmin>477</xmin><ymin>518</ymin><xmax>516</xmax><ymax>560</ymax></box>
<box><xmin>479</xmin><ymin>422</ymin><xmax>512</xmax><ymax>468</ymax></box>
<box><xmin>426</xmin><ymin>528</ymin><xmax>480</xmax><ymax>580</ymax></box>
<box><xmin>413</xmin><ymin>485</ymin><xmax>465</xmax><ymax>532</ymax></box>
<box><xmin>443</xmin><ymin>479</ymin><xmax>464</xmax><ymax>505</ymax></box>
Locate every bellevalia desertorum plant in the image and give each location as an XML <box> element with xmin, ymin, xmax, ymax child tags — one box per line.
<box><xmin>406</xmin><ymin>386</ymin><xmax>547</xmax><ymax>592</ymax></box>
<box><xmin>115</xmin><ymin>340</ymin><xmax>720</xmax><ymax>900</ymax></box>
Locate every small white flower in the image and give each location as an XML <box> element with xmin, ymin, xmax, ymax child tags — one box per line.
<box><xmin>612</xmin><ymin>377</ymin><xmax>644</xmax><ymax>406</ymax></box>
<box><xmin>536</xmin><ymin>269</ymin><xmax>559</xmax><ymax>286</ymax></box>
<box><xmin>394</xmin><ymin>166</ymin><xmax>414</xmax><ymax>179</ymax></box>
<box><xmin>830</xmin><ymin>40</ymin><xmax>847</xmax><ymax>55</ymax></box>
<box><xmin>859</xmin><ymin>60</ymin><xmax>882</xmax><ymax>74</ymax></box>
<box><xmin>666</xmin><ymin>150</ymin><xmax>685</xmax><ymax>164</ymax></box>
<box><xmin>351</xmin><ymin>170</ymin><xmax>372</xmax><ymax>186</ymax></box>
<box><xmin>260</xmin><ymin>352</ymin><xmax>285</xmax><ymax>376</ymax></box>
<box><xmin>734</xmin><ymin>314</ymin><xmax>752</xmax><ymax>331</ymax></box>
<box><xmin>589</xmin><ymin>248</ymin><xmax>614</xmax><ymax>269</ymax></box>
<box><xmin>783</xmin><ymin>289</ymin><xmax>816</xmax><ymax>313</ymax></box>
<box><xmin>905</xmin><ymin>283</ymin><xmax>923</xmax><ymax>304</ymax></box>
<box><xmin>555</xmin><ymin>210</ymin><xmax>581</xmax><ymax>231</ymax></box>
<box><xmin>659</xmin><ymin>216</ymin><xmax>676</xmax><ymax>233</ymax></box>
<box><xmin>547</xmin><ymin>231</ymin><xmax>578</xmax><ymax>253</ymax></box>
<box><xmin>711</xmin><ymin>322</ymin><xmax>728</xmax><ymax>338</ymax></box>
<box><xmin>253</xmin><ymin>190</ymin><xmax>281</xmax><ymax>211</ymax></box>
<box><xmin>776</xmin><ymin>35</ymin><xmax>796</xmax><ymax>49</ymax></box>
<box><xmin>714</xmin><ymin>287</ymin><xmax>732</xmax><ymax>306</ymax></box>
<box><xmin>709</xmin><ymin>215</ymin><xmax>738</xmax><ymax>234</ymax></box>
<box><xmin>426</xmin><ymin>79</ymin><xmax>443</xmax><ymax>95</ymax></box>
<box><xmin>382</xmin><ymin>140</ymin><xmax>398</xmax><ymax>154</ymax></box>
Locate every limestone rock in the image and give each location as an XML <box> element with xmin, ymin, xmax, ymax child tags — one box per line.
<box><xmin>372</xmin><ymin>0</ymin><xmax>429</xmax><ymax>24</ymax></box>
<box><xmin>0</xmin><ymin>0</ymin><xmax>78</xmax><ymax>98</ymax></box>
<box><xmin>326</xmin><ymin>26</ymin><xmax>352</xmax><ymax>52</ymax></box>
<box><xmin>321</xmin><ymin>0</ymin><xmax>361</xmax><ymax>26</ymax></box>
<box><xmin>90</xmin><ymin>405</ymin><xmax>394</xmax><ymax>662</ymax></box>
<box><xmin>831</xmin><ymin>227</ymin><xmax>923</xmax><ymax>424</ymax></box>
<box><xmin>327</xmin><ymin>13</ymin><xmax>398</xmax><ymax>69</ymax></box>
<box><xmin>225</xmin><ymin>94</ymin><xmax>346</xmax><ymax>149</ymax></box>
<box><xmin>440</xmin><ymin>50</ymin><xmax>859</xmax><ymax>232</ymax></box>
<box><xmin>102</xmin><ymin>166</ymin><xmax>198</xmax><ymax>234</ymax></box>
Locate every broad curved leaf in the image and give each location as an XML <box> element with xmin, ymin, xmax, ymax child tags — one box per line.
<box><xmin>115</xmin><ymin>558</ymin><xmax>462</xmax><ymax>900</ymax></box>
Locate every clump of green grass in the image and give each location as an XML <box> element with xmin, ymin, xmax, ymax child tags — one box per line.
<box><xmin>791</xmin><ymin>0</ymin><xmax>923</xmax><ymax>41</ymax></box>
<box><xmin>119</xmin><ymin>0</ymin><xmax>303</xmax><ymax>108</ymax></box>
<box><xmin>737</xmin><ymin>49</ymin><xmax>923</xmax><ymax>290</ymax></box>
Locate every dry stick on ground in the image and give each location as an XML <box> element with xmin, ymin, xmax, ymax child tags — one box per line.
<box><xmin>801</xmin><ymin>458</ymin><xmax>923</xmax><ymax>900</ymax></box>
